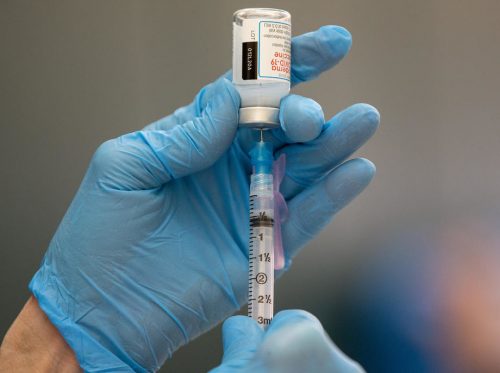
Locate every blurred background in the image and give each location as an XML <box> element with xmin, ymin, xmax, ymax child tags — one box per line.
<box><xmin>1</xmin><ymin>0</ymin><xmax>499</xmax><ymax>371</ymax></box>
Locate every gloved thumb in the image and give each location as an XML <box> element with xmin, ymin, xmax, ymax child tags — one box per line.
<box><xmin>254</xmin><ymin>310</ymin><xmax>364</xmax><ymax>373</ymax></box>
<box><xmin>88</xmin><ymin>78</ymin><xmax>240</xmax><ymax>190</ymax></box>
<box><xmin>209</xmin><ymin>316</ymin><xmax>263</xmax><ymax>372</ymax></box>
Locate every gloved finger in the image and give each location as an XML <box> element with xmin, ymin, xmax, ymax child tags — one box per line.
<box><xmin>143</xmin><ymin>73</ymin><xmax>231</xmax><ymax>132</ymax></box>
<box><xmin>266</xmin><ymin>309</ymin><xmax>323</xmax><ymax>335</ymax></box>
<box><xmin>145</xmin><ymin>25</ymin><xmax>351</xmax><ymax>132</ymax></box>
<box><xmin>236</xmin><ymin>94</ymin><xmax>325</xmax><ymax>154</ymax></box>
<box><xmin>90</xmin><ymin>78</ymin><xmax>240</xmax><ymax>190</ymax></box>
<box><xmin>278</xmin><ymin>103</ymin><xmax>379</xmax><ymax>200</ymax></box>
<box><xmin>290</xmin><ymin>25</ymin><xmax>352</xmax><ymax>86</ymax></box>
<box><xmin>281</xmin><ymin>158</ymin><xmax>376</xmax><ymax>264</ymax></box>
<box><xmin>211</xmin><ymin>316</ymin><xmax>264</xmax><ymax>371</ymax></box>
<box><xmin>254</xmin><ymin>310</ymin><xmax>364</xmax><ymax>373</ymax></box>
<box><xmin>277</xmin><ymin>95</ymin><xmax>324</xmax><ymax>143</ymax></box>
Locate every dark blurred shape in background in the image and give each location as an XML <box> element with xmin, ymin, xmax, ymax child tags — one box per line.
<box><xmin>326</xmin><ymin>215</ymin><xmax>500</xmax><ymax>372</ymax></box>
<box><xmin>1</xmin><ymin>1</ymin><xmax>499</xmax><ymax>372</ymax></box>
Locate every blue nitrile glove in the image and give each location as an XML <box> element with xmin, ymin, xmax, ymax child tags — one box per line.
<box><xmin>210</xmin><ymin>310</ymin><xmax>364</xmax><ymax>373</ymax></box>
<box><xmin>30</xmin><ymin>25</ymin><xmax>379</xmax><ymax>372</ymax></box>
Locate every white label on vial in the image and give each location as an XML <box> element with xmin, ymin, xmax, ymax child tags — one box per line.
<box><xmin>233</xmin><ymin>19</ymin><xmax>291</xmax><ymax>83</ymax></box>
<box><xmin>258</xmin><ymin>21</ymin><xmax>291</xmax><ymax>80</ymax></box>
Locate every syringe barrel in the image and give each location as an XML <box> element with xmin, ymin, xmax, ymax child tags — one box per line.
<box><xmin>250</xmin><ymin>173</ymin><xmax>273</xmax><ymax>197</ymax></box>
<box><xmin>248</xmin><ymin>172</ymin><xmax>275</xmax><ymax>328</ymax></box>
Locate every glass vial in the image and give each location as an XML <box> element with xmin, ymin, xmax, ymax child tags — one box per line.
<box><xmin>232</xmin><ymin>8</ymin><xmax>291</xmax><ymax>128</ymax></box>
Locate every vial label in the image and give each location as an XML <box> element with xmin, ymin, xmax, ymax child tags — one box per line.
<box><xmin>234</xmin><ymin>19</ymin><xmax>291</xmax><ymax>83</ymax></box>
<box><xmin>242</xmin><ymin>41</ymin><xmax>258</xmax><ymax>80</ymax></box>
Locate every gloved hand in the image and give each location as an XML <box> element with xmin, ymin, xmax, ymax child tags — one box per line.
<box><xmin>30</xmin><ymin>25</ymin><xmax>379</xmax><ymax>372</ymax></box>
<box><xmin>211</xmin><ymin>310</ymin><xmax>364</xmax><ymax>373</ymax></box>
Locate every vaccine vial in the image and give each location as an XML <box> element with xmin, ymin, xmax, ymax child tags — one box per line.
<box><xmin>232</xmin><ymin>8</ymin><xmax>291</xmax><ymax>128</ymax></box>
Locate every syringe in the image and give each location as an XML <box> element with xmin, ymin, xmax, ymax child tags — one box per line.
<box><xmin>248</xmin><ymin>130</ymin><xmax>275</xmax><ymax>327</ymax></box>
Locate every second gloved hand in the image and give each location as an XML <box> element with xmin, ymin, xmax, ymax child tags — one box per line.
<box><xmin>210</xmin><ymin>310</ymin><xmax>364</xmax><ymax>373</ymax></box>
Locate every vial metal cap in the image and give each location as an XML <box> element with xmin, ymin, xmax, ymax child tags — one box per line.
<box><xmin>239</xmin><ymin>107</ymin><xmax>280</xmax><ymax>128</ymax></box>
